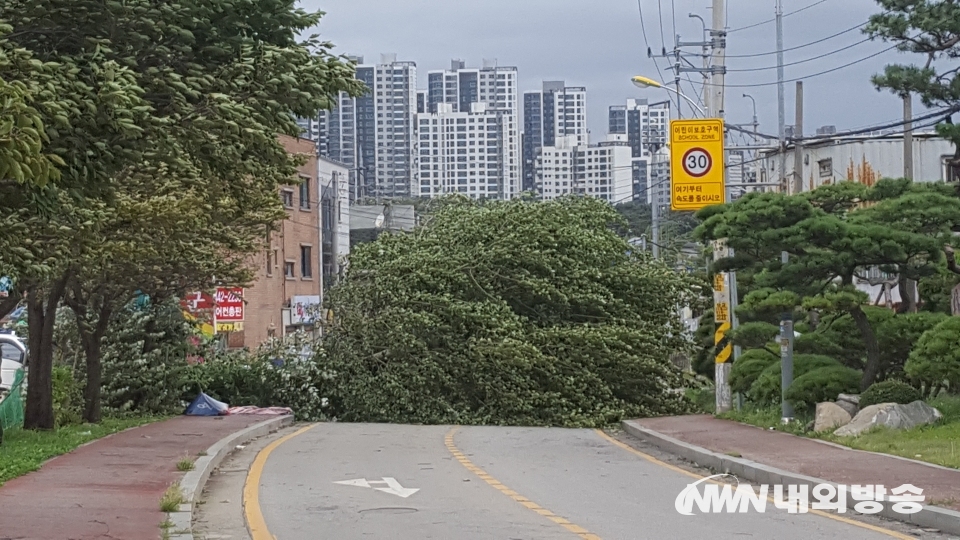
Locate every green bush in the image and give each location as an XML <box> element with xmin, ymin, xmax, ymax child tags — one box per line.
<box><xmin>52</xmin><ymin>365</ymin><xmax>82</xmax><ymax>427</ymax></box>
<box><xmin>859</xmin><ymin>380</ymin><xmax>922</xmax><ymax>408</ymax></box>
<box><xmin>749</xmin><ymin>355</ymin><xmax>843</xmax><ymax>405</ymax></box>
<box><xmin>877</xmin><ymin>312</ymin><xmax>947</xmax><ymax>379</ymax></box>
<box><xmin>785</xmin><ymin>365</ymin><xmax>861</xmax><ymax>411</ymax></box>
<box><xmin>186</xmin><ymin>333</ymin><xmax>331</xmax><ymax>421</ymax></box>
<box><xmin>905</xmin><ymin>316</ymin><xmax>960</xmax><ymax>396</ymax></box>
<box><xmin>730</xmin><ymin>349</ymin><xmax>778</xmax><ymax>394</ymax></box>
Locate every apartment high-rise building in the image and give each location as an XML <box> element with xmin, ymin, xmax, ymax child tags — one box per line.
<box><xmin>421</xmin><ymin>59</ymin><xmax>520</xmax><ymax>199</ymax></box>
<box><xmin>417</xmin><ymin>102</ymin><xmax>514</xmax><ymax>199</ymax></box>
<box><xmin>650</xmin><ymin>146</ymin><xmax>671</xmax><ymax>209</ymax></box>
<box><xmin>309</xmin><ymin>55</ymin><xmax>417</xmax><ymax>200</ymax></box>
<box><xmin>608</xmin><ymin>98</ymin><xmax>669</xmax><ymax>203</ymax></box>
<box><xmin>417</xmin><ymin>90</ymin><xmax>427</xmax><ymax>114</ymax></box>
<box><xmin>534</xmin><ymin>136</ymin><xmax>632</xmax><ymax>204</ymax></box>
<box><xmin>523</xmin><ymin>81</ymin><xmax>588</xmax><ymax>192</ymax></box>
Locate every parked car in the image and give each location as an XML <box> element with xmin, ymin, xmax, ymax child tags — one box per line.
<box><xmin>0</xmin><ymin>330</ymin><xmax>26</xmax><ymax>392</ymax></box>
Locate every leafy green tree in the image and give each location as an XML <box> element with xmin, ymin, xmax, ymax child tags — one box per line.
<box><xmin>867</xmin><ymin>0</ymin><xmax>960</xmax><ymax>173</ymax></box>
<box><xmin>2</xmin><ymin>0</ymin><xmax>364</xmax><ymax>428</ymax></box>
<box><xmin>324</xmin><ymin>197</ymin><xmax>699</xmax><ymax>426</ymax></box>
<box><xmin>905</xmin><ymin>316</ymin><xmax>960</xmax><ymax>396</ymax></box>
<box><xmin>697</xmin><ymin>180</ymin><xmax>960</xmax><ymax>390</ymax></box>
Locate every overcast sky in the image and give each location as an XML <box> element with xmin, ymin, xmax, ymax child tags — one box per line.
<box><xmin>300</xmin><ymin>0</ymin><xmax>927</xmax><ymax>141</ymax></box>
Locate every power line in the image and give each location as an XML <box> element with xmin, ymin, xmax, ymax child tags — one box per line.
<box><xmin>656</xmin><ymin>0</ymin><xmax>668</xmax><ymax>51</ymax></box>
<box><xmin>728</xmin><ymin>0</ymin><xmax>831</xmax><ymax>33</ymax></box>
<box><xmin>702</xmin><ymin>44</ymin><xmax>898</xmax><ymax>88</ymax></box>
<box><xmin>726</xmin><ymin>36</ymin><xmax>873</xmax><ymax>72</ymax></box>
<box><xmin>725</xmin><ymin>21</ymin><xmax>866</xmax><ymax>58</ymax></box>
<box><xmin>638</xmin><ymin>0</ymin><xmax>677</xmax><ymax>112</ymax></box>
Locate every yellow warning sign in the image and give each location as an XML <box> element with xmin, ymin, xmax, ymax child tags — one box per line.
<box><xmin>670</xmin><ymin>119</ymin><xmax>726</xmax><ymax>211</ymax></box>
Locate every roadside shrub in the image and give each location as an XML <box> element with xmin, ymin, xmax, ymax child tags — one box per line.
<box><xmin>859</xmin><ymin>380</ymin><xmax>922</xmax><ymax>408</ymax></box>
<box><xmin>185</xmin><ymin>333</ymin><xmax>330</xmax><ymax>421</ymax></box>
<box><xmin>730</xmin><ymin>349</ymin><xmax>778</xmax><ymax>394</ymax></box>
<box><xmin>52</xmin><ymin>365</ymin><xmax>82</xmax><ymax>427</ymax></box>
<box><xmin>749</xmin><ymin>355</ymin><xmax>844</xmax><ymax>405</ymax></box>
<box><xmin>905</xmin><ymin>316</ymin><xmax>960</xmax><ymax>397</ymax></box>
<box><xmin>99</xmin><ymin>300</ymin><xmax>192</xmax><ymax>415</ymax></box>
<box><xmin>877</xmin><ymin>312</ymin><xmax>947</xmax><ymax>379</ymax></box>
<box><xmin>785</xmin><ymin>365</ymin><xmax>861</xmax><ymax>411</ymax></box>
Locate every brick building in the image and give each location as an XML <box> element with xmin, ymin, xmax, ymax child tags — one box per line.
<box><xmin>234</xmin><ymin>135</ymin><xmax>323</xmax><ymax>348</ymax></box>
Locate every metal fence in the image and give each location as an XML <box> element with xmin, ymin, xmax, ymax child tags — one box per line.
<box><xmin>0</xmin><ymin>369</ymin><xmax>25</xmax><ymax>433</ymax></box>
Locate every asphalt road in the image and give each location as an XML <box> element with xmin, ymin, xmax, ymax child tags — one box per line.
<box><xmin>253</xmin><ymin>423</ymin><xmax>920</xmax><ymax>540</ymax></box>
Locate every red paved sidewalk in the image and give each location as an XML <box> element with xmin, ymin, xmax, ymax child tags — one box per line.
<box><xmin>0</xmin><ymin>415</ymin><xmax>270</xmax><ymax>540</ymax></box>
<box><xmin>635</xmin><ymin>415</ymin><xmax>960</xmax><ymax>512</ymax></box>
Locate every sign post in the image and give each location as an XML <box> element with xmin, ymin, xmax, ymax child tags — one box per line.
<box><xmin>671</xmin><ymin>118</ymin><xmax>732</xmax><ymax>412</ymax></box>
<box><xmin>669</xmin><ymin>118</ymin><xmax>726</xmax><ymax>211</ymax></box>
<box><xmin>712</xmin><ymin>240</ymin><xmax>734</xmax><ymax>413</ymax></box>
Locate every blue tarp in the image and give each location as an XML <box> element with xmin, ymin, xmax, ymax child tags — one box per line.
<box><xmin>184</xmin><ymin>392</ymin><xmax>229</xmax><ymax>416</ymax></box>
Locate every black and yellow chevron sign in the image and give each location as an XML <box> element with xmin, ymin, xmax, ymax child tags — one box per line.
<box><xmin>713</xmin><ymin>270</ymin><xmax>732</xmax><ymax>364</ymax></box>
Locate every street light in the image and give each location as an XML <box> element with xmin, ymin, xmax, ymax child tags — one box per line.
<box><xmin>742</xmin><ymin>93</ymin><xmax>758</xmax><ymax>133</ymax></box>
<box><xmin>632</xmin><ymin>76</ymin><xmax>706</xmax><ymax>117</ymax></box>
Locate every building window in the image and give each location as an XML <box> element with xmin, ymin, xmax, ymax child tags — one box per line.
<box><xmin>266</xmin><ymin>249</ymin><xmax>274</xmax><ymax>276</ymax></box>
<box><xmin>299</xmin><ymin>178</ymin><xmax>311</xmax><ymax>209</ymax></box>
<box><xmin>301</xmin><ymin>246</ymin><xmax>313</xmax><ymax>278</ymax></box>
<box><xmin>943</xmin><ymin>155</ymin><xmax>960</xmax><ymax>182</ymax></box>
<box><xmin>281</xmin><ymin>189</ymin><xmax>294</xmax><ymax>208</ymax></box>
<box><xmin>818</xmin><ymin>158</ymin><xmax>833</xmax><ymax>178</ymax></box>
<box><xmin>284</xmin><ymin>261</ymin><xmax>295</xmax><ymax>278</ymax></box>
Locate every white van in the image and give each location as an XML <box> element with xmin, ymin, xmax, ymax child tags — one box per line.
<box><xmin>0</xmin><ymin>331</ymin><xmax>26</xmax><ymax>391</ymax></box>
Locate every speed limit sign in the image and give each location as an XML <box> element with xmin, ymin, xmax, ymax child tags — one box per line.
<box><xmin>681</xmin><ymin>148</ymin><xmax>712</xmax><ymax>178</ymax></box>
<box><xmin>669</xmin><ymin>118</ymin><xmax>725</xmax><ymax>211</ymax></box>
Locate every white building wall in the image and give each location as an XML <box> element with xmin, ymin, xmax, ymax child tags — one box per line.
<box><xmin>535</xmin><ymin>137</ymin><xmax>632</xmax><ymax>203</ymax></box>
<box><xmin>554</xmin><ymin>88</ymin><xmax>588</xmax><ymax>147</ymax></box>
<box><xmin>651</xmin><ymin>146</ymin><xmax>671</xmax><ymax>208</ymax></box>
<box><xmin>761</xmin><ymin>134</ymin><xmax>955</xmax><ymax>191</ymax></box>
<box><xmin>416</xmin><ymin>102</ymin><xmax>512</xmax><ymax>199</ymax></box>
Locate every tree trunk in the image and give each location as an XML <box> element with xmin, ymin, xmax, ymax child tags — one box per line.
<box><xmin>23</xmin><ymin>273</ymin><xmax>71</xmax><ymax>430</ymax></box>
<box><xmin>952</xmin><ymin>283</ymin><xmax>960</xmax><ymax>317</ymax></box>
<box><xmin>897</xmin><ymin>276</ymin><xmax>918</xmax><ymax>313</ymax></box>
<box><xmin>850</xmin><ymin>305</ymin><xmax>881</xmax><ymax>391</ymax></box>
<box><xmin>79</xmin><ymin>303</ymin><xmax>111</xmax><ymax>424</ymax></box>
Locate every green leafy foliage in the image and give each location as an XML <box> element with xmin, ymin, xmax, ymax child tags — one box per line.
<box><xmin>730</xmin><ymin>349</ymin><xmax>778</xmax><ymax>394</ymax></box>
<box><xmin>859</xmin><ymin>380</ymin><xmax>922</xmax><ymax>408</ymax></box>
<box><xmin>323</xmin><ymin>197</ymin><xmax>699</xmax><ymax>427</ymax></box>
<box><xmin>186</xmin><ymin>333</ymin><xmax>330</xmax><ymax>421</ymax></box>
<box><xmin>867</xmin><ymin>1</ymin><xmax>960</xmax><ymax>155</ymax></box>
<box><xmin>785</xmin><ymin>365</ymin><xmax>862</xmax><ymax>411</ymax></box>
<box><xmin>697</xmin><ymin>180</ymin><xmax>960</xmax><ymax>390</ymax></box>
<box><xmin>51</xmin><ymin>365</ymin><xmax>81</xmax><ymax>427</ymax></box>
<box><xmin>749</xmin><ymin>355</ymin><xmax>843</xmax><ymax>405</ymax></box>
<box><xmin>905</xmin><ymin>316</ymin><xmax>960</xmax><ymax>396</ymax></box>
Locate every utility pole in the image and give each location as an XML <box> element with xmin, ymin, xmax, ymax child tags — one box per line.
<box><xmin>776</xmin><ymin>0</ymin><xmax>786</xmax><ymax>192</ymax></box>
<box><xmin>793</xmin><ymin>81</ymin><xmax>804</xmax><ymax>194</ymax></box>
<box><xmin>652</xmin><ymin>192</ymin><xmax>661</xmax><ymax>259</ymax></box>
<box><xmin>904</xmin><ymin>93</ymin><xmax>914</xmax><ymax>180</ymax></box>
<box><xmin>776</xmin><ymin>0</ymin><xmax>793</xmax><ymax>423</ymax></box>
<box><xmin>708</xmin><ymin>0</ymin><xmax>736</xmax><ymax>413</ymax></box>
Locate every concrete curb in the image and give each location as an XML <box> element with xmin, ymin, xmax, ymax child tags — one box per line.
<box><xmin>166</xmin><ymin>415</ymin><xmax>295</xmax><ymax>540</ymax></box>
<box><xmin>622</xmin><ymin>420</ymin><xmax>960</xmax><ymax>536</ymax></box>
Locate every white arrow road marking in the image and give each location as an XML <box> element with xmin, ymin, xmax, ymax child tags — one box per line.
<box><xmin>333</xmin><ymin>477</ymin><xmax>419</xmax><ymax>498</ymax></box>
<box><xmin>333</xmin><ymin>478</ymin><xmax>371</xmax><ymax>488</ymax></box>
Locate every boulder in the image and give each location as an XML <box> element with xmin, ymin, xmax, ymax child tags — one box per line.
<box><xmin>834</xmin><ymin>399</ymin><xmax>859</xmax><ymax>418</ymax></box>
<box><xmin>837</xmin><ymin>393</ymin><xmax>860</xmax><ymax>406</ymax></box>
<box><xmin>833</xmin><ymin>401</ymin><xmax>942</xmax><ymax>437</ymax></box>
<box><xmin>814</xmin><ymin>402</ymin><xmax>853</xmax><ymax>432</ymax></box>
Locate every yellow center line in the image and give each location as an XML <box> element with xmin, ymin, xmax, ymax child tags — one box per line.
<box><xmin>445</xmin><ymin>427</ymin><xmax>602</xmax><ymax>540</ymax></box>
<box><xmin>594</xmin><ymin>429</ymin><xmax>914</xmax><ymax>540</ymax></box>
<box><xmin>244</xmin><ymin>424</ymin><xmax>319</xmax><ymax>540</ymax></box>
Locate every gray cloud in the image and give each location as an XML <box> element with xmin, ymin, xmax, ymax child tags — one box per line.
<box><xmin>302</xmin><ymin>0</ymin><xmax>933</xmax><ymax>141</ymax></box>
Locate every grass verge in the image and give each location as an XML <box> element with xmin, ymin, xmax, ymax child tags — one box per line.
<box><xmin>0</xmin><ymin>416</ymin><xmax>163</xmax><ymax>486</ymax></box>
<box><xmin>819</xmin><ymin>395</ymin><xmax>960</xmax><ymax>470</ymax></box>
<box><xmin>720</xmin><ymin>395</ymin><xmax>960</xmax><ymax>470</ymax></box>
